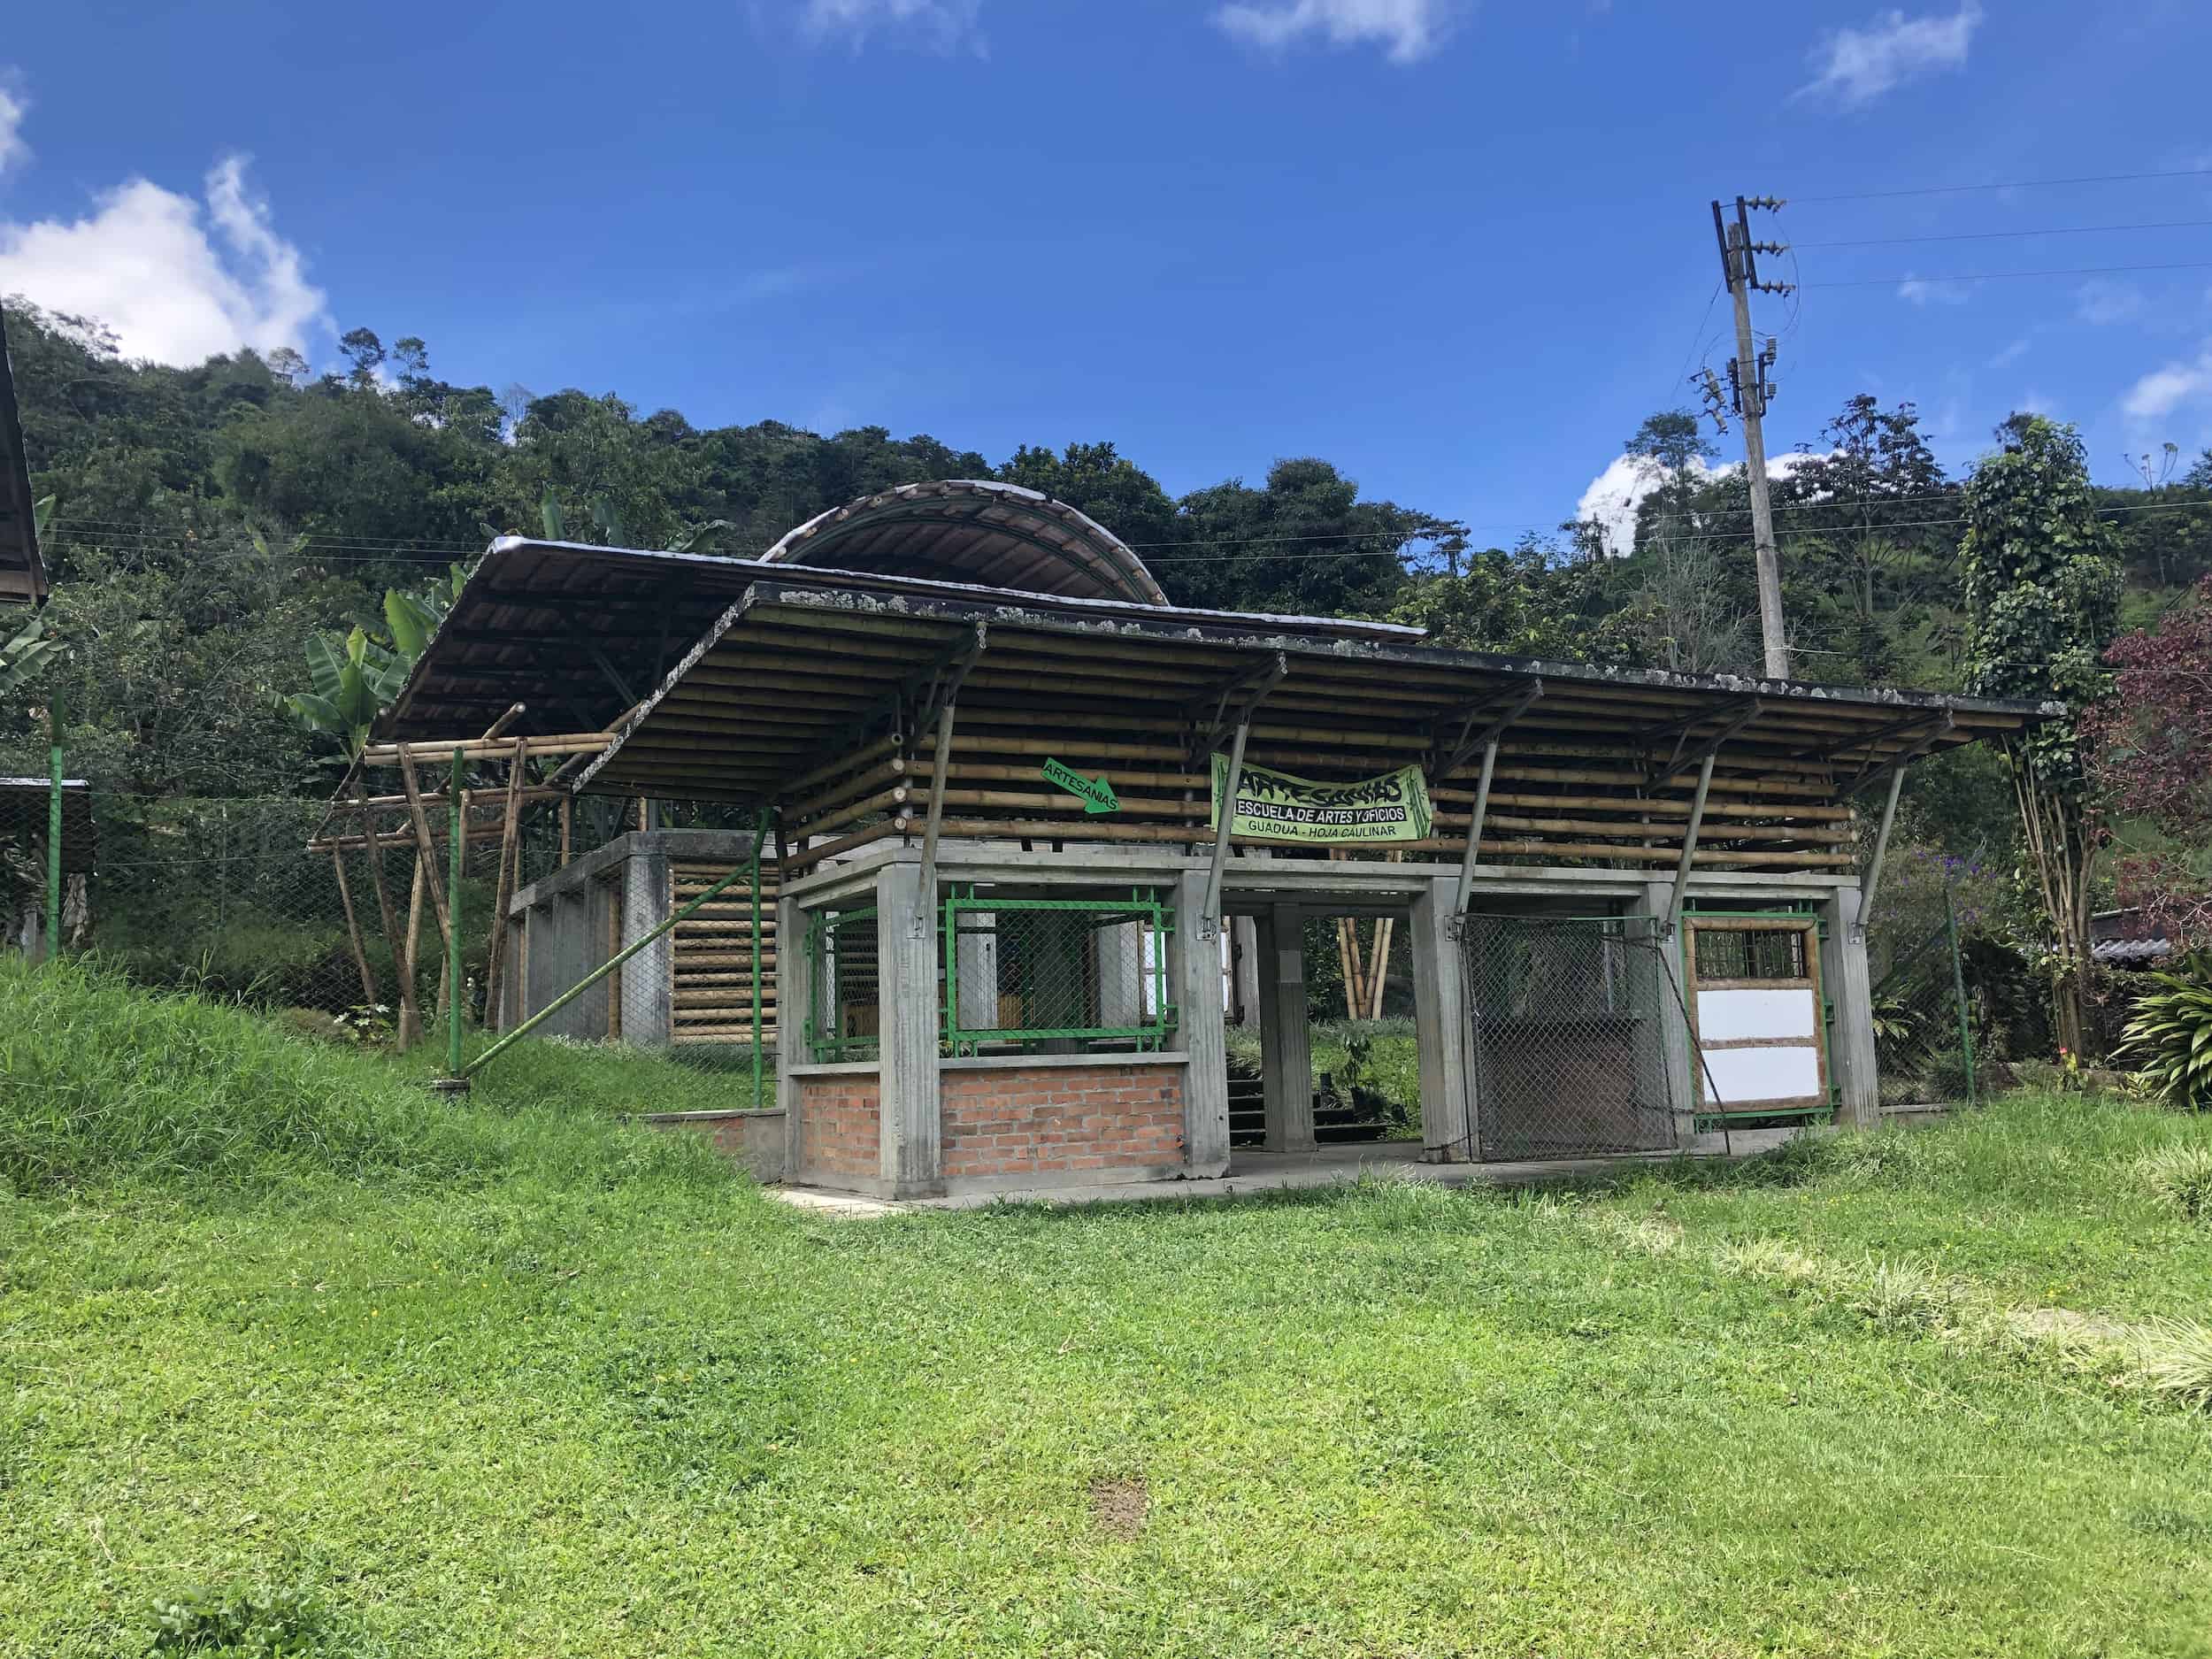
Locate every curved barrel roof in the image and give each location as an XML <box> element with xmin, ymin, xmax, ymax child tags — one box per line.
<box><xmin>759</xmin><ymin>478</ymin><xmax>1170</xmax><ymax>606</ymax></box>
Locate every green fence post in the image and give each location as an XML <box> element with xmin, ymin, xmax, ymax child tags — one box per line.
<box><xmin>1944</xmin><ymin>881</ymin><xmax>1977</xmax><ymax>1106</ymax></box>
<box><xmin>45</xmin><ymin>739</ymin><xmax>62</xmax><ymax>963</ymax></box>
<box><xmin>447</xmin><ymin>746</ymin><xmax>465</xmax><ymax>1082</ymax></box>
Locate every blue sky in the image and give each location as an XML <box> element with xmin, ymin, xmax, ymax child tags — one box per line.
<box><xmin>3</xmin><ymin>0</ymin><xmax>2210</xmax><ymax>550</ymax></box>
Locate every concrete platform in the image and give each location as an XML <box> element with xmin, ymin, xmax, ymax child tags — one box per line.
<box><xmin>764</xmin><ymin>1128</ymin><xmax>1801</xmax><ymax>1217</ymax></box>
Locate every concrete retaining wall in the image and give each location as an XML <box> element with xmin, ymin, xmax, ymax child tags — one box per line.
<box><xmin>634</xmin><ymin>1109</ymin><xmax>788</xmax><ymax>1181</ymax></box>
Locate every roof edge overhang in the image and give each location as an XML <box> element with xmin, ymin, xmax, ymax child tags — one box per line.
<box><xmin>572</xmin><ymin>579</ymin><xmax>2058</xmax><ymax>799</ymax></box>
<box><xmin>0</xmin><ymin>304</ymin><xmax>46</xmax><ymax>607</ymax></box>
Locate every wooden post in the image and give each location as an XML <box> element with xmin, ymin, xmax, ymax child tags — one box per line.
<box><xmin>482</xmin><ymin>737</ymin><xmax>527</xmax><ymax>1023</ymax></box>
<box><xmin>356</xmin><ymin>803</ymin><xmax>419</xmax><ymax>1051</ymax></box>
<box><xmin>395</xmin><ymin>744</ymin><xmax>454</xmax><ymax>955</ymax></box>
<box><xmin>331</xmin><ymin>849</ymin><xmax>379</xmax><ymax>1006</ymax></box>
<box><xmin>558</xmin><ymin>795</ymin><xmax>572</xmax><ymax>867</ymax></box>
<box><xmin>404</xmin><ymin>856</ymin><xmax>427</xmax><ymax>1041</ymax></box>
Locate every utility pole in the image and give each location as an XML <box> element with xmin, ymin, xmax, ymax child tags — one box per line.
<box><xmin>1709</xmin><ymin>196</ymin><xmax>1794</xmax><ymax>680</ymax></box>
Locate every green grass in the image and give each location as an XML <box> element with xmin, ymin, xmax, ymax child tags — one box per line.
<box><xmin>5</xmin><ymin>961</ymin><xmax>2212</xmax><ymax>1656</ymax></box>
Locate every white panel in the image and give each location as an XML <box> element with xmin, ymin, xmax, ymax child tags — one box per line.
<box><xmin>1697</xmin><ymin>986</ymin><xmax>1816</xmax><ymax>1042</ymax></box>
<box><xmin>1703</xmin><ymin>1043</ymin><xmax>1822</xmax><ymax>1105</ymax></box>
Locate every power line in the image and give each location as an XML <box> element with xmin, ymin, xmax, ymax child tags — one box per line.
<box><xmin>1796</xmin><ymin>218</ymin><xmax>2212</xmax><ymax>250</ymax></box>
<box><xmin>1808</xmin><ymin>259</ymin><xmax>2212</xmax><ymax>289</ymax></box>
<box><xmin>1791</xmin><ymin>166</ymin><xmax>2212</xmax><ymax>204</ymax></box>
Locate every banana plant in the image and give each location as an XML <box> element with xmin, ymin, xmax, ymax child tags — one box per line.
<box><xmin>1</xmin><ymin>611</ymin><xmax>63</xmax><ymax>700</ymax></box>
<box><xmin>285</xmin><ymin>563</ymin><xmax>467</xmax><ymax>757</ymax></box>
<box><xmin>286</xmin><ymin>626</ymin><xmax>409</xmax><ymax>757</ymax></box>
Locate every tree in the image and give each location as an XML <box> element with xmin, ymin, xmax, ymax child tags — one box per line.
<box><xmin>1615</xmin><ymin>411</ymin><xmax>1755</xmax><ymax>674</ymax></box>
<box><xmin>1386</xmin><ymin>536</ymin><xmax>1624</xmax><ymax>662</ymax></box>
<box><xmin>1775</xmin><ymin>396</ymin><xmax>1953</xmax><ymax>685</ymax></box>
<box><xmin>1961</xmin><ymin>416</ymin><xmax>2122</xmax><ymax>1052</ymax></box>
<box><xmin>1168</xmin><ymin>457</ymin><xmax>1435</xmax><ymax>617</ymax></box>
<box><xmin>2085</xmin><ymin>574</ymin><xmax>2212</xmax><ymax>946</ymax></box>
<box><xmin>996</xmin><ymin>442</ymin><xmax>1179</xmax><ymax>556</ymax></box>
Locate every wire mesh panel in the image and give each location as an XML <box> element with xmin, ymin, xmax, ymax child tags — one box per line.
<box><xmin>941</xmin><ymin>887</ymin><xmax>1175</xmax><ymax>1057</ymax></box>
<box><xmin>1872</xmin><ymin>918</ymin><xmax>1978</xmax><ymax>1110</ymax></box>
<box><xmin>1461</xmin><ymin>914</ymin><xmax>1681</xmax><ymax>1161</ymax></box>
<box><xmin>804</xmin><ymin>904</ymin><xmax>880</xmax><ymax>1063</ymax></box>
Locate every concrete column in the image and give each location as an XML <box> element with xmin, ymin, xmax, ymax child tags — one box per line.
<box><xmin>1820</xmin><ymin>883</ymin><xmax>1880</xmax><ymax>1131</ymax></box>
<box><xmin>777</xmin><ymin>893</ymin><xmax>809</xmax><ymax>1179</ymax></box>
<box><xmin>953</xmin><ymin>910</ymin><xmax>999</xmax><ymax>1033</ymax></box>
<box><xmin>618</xmin><ymin>847</ymin><xmax>673</xmax><ymax>1047</ymax></box>
<box><xmin>1232</xmin><ymin>915</ymin><xmax>1260</xmax><ymax>1028</ymax></box>
<box><xmin>1260</xmin><ymin>902</ymin><xmax>1316</xmax><ymax>1153</ymax></box>
<box><xmin>875</xmin><ymin>862</ymin><xmax>943</xmax><ymax>1197</ymax></box>
<box><xmin>1096</xmin><ymin>916</ymin><xmax>1145</xmax><ymax>1029</ymax></box>
<box><xmin>1632</xmin><ymin>880</ymin><xmax>1700</xmax><ymax>1144</ymax></box>
<box><xmin>1175</xmin><ymin>869</ymin><xmax>1232</xmax><ymax>1177</ymax></box>
<box><xmin>1410</xmin><ymin>877</ymin><xmax>1474</xmax><ymax>1162</ymax></box>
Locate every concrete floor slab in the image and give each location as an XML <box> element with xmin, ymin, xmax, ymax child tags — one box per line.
<box><xmin>763</xmin><ymin>1128</ymin><xmax>1801</xmax><ymax>1217</ymax></box>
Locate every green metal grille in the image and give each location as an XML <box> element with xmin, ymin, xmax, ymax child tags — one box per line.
<box><xmin>803</xmin><ymin>904</ymin><xmax>880</xmax><ymax>1063</ymax></box>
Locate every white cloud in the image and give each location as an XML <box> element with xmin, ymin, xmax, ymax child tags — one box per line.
<box><xmin>0</xmin><ymin>81</ymin><xmax>27</xmax><ymax>179</ymax></box>
<box><xmin>1212</xmin><ymin>0</ymin><xmax>1459</xmax><ymax>64</ymax></box>
<box><xmin>1985</xmin><ymin>336</ymin><xmax>2029</xmax><ymax>368</ymax></box>
<box><xmin>1897</xmin><ymin>272</ymin><xmax>1972</xmax><ymax>305</ymax></box>
<box><xmin>1801</xmin><ymin>2</ymin><xmax>1980</xmax><ymax>108</ymax></box>
<box><xmin>1574</xmin><ymin>450</ymin><xmax>1826</xmax><ymax>558</ymax></box>
<box><xmin>801</xmin><ymin>0</ymin><xmax>985</xmax><ymax>54</ymax></box>
<box><xmin>2121</xmin><ymin>342</ymin><xmax>2212</xmax><ymax>423</ymax></box>
<box><xmin>0</xmin><ymin>154</ymin><xmax>325</xmax><ymax>365</ymax></box>
<box><xmin>2075</xmin><ymin>278</ymin><xmax>2143</xmax><ymax>326</ymax></box>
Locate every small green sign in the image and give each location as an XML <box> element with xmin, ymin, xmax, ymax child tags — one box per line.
<box><xmin>1041</xmin><ymin>757</ymin><xmax>1119</xmax><ymax>815</ymax></box>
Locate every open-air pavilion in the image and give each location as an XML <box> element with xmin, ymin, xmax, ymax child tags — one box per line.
<box><xmin>365</xmin><ymin>479</ymin><xmax>2053</xmax><ymax>1201</ymax></box>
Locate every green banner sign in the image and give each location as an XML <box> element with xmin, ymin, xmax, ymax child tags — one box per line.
<box><xmin>1210</xmin><ymin>756</ymin><xmax>1433</xmax><ymax>844</ymax></box>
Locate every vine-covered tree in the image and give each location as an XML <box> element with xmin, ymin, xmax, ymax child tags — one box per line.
<box><xmin>1961</xmin><ymin>415</ymin><xmax>2122</xmax><ymax>1051</ymax></box>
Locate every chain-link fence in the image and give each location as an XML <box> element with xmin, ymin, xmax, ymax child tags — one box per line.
<box><xmin>1871</xmin><ymin>906</ymin><xmax>1978</xmax><ymax>1110</ymax></box>
<box><xmin>941</xmin><ymin>887</ymin><xmax>1174</xmax><ymax>1057</ymax></box>
<box><xmin>1461</xmin><ymin>913</ymin><xmax>1681</xmax><ymax>1160</ymax></box>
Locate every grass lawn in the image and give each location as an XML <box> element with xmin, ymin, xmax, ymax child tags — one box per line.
<box><xmin>5</xmin><ymin>960</ymin><xmax>2212</xmax><ymax>1656</ymax></box>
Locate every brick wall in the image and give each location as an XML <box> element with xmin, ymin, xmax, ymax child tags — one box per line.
<box><xmin>798</xmin><ymin>1075</ymin><xmax>880</xmax><ymax>1184</ymax></box>
<box><xmin>941</xmin><ymin>1064</ymin><xmax>1185</xmax><ymax>1181</ymax></box>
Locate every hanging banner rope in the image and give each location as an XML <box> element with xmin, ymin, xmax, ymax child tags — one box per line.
<box><xmin>1210</xmin><ymin>755</ymin><xmax>1433</xmax><ymax>844</ymax></box>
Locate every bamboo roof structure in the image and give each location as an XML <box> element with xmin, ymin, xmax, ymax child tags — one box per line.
<box><xmin>371</xmin><ymin>489</ymin><xmax>2055</xmax><ymax>881</ymax></box>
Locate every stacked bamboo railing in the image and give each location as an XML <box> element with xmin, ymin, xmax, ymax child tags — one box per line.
<box><xmin>780</xmin><ymin>712</ymin><xmax>1859</xmax><ymax>875</ymax></box>
<box><xmin>669</xmin><ymin>861</ymin><xmax>778</xmax><ymax>1046</ymax></box>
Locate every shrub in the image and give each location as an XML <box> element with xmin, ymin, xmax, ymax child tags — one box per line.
<box><xmin>2116</xmin><ymin>955</ymin><xmax>2212</xmax><ymax>1110</ymax></box>
<box><xmin>2136</xmin><ymin>1318</ymin><xmax>2212</xmax><ymax>1412</ymax></box>
<box><xmin>2132</xmin><ymin>1143</ymin><xmax>2212</xmax><ymax>1221</ymax></box>
<box><xmin>150</xmin><ymin>1577</ymin><xmax>325</xmax><ymax>1655</ymax></box>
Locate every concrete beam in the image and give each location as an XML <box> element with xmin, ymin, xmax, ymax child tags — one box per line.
<box><xmin>1258</xmin><ymin>904</ymin><xmax>1316</xmax><ymax>1154</ymax></box>
<box><xmin>1176</xmin><ymin>869</ymin><xmax>1233</xmax><ymax>1176</ymax></box>
<box><xmin>874</xmin><ymin>861</ymin><xmax>943</xmax><ymax>1196</ymax></box>
<box><xmin>782</xmin><ymin>838</ymin><xmax>1855</xmax><ymax>903</ymax></box>
<box><xmin>1819</xmin><ymin>883</ymin><xmax>1880</xmax><ymax>1131</ymax></box>
<box><xmin>1411</xmin><ymin>876</ymin><xmax>1474</xmax><ymax>1162</ymax></box>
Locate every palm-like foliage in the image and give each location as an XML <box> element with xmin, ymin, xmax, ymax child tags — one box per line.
<box><xmin>2118</xmin><ymin>955</ymin><xmax>2212</xmax><ymax>1110</ymax></box>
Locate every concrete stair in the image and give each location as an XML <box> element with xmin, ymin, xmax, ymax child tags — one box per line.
<box><xmin>1225</xmin><ymin>1071</ymin><xmax>1389</xmax><ymax>1148</ymax></box>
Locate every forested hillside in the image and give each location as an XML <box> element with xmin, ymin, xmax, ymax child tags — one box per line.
<box><xmin>4</xmin><ymin>294</ymin><xmax>2209</xmax><ymax>858</ymax></box>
